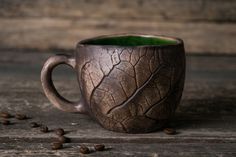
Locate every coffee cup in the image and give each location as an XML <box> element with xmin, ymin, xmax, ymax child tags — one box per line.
<box><xmin>41</xmin><ymin>34</ymin><xmax>185</xmax><ymax>133</ymax></box>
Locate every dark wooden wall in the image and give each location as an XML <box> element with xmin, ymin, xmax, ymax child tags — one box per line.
<box><xmin>0</xmin><ymin>0</ymin><xmax>235</xmax><ymax>54</ymax></box>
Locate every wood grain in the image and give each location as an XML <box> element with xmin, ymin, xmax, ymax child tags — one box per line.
<box><xmin>0</xmin><ymin>51</ymin><xmax>236</xmax><ymax>156</ymax></box>
<box><xmin>0</xmin><ymin>0</ymin><xmax>235</xmax><ymax>22</ymax></box>
<box><xmin>0</xmin><ymin>142</ymin><xmax>235</xmax><ymax>157</ymax></box>
<box><xmin>0</xmin><ymin>0</ymin><xmax>236</xmax><ymax>54</ymax></box>
<box><xmin>0</xmin><ymin>18</ymin><xmax>235</xmax><ymax>54</ymax></box>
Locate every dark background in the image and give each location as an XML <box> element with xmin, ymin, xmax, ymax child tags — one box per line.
<box><xmin>0</xmin><ymin>0</ymin><xmax>235</xmax><ymax>55</ymax></box>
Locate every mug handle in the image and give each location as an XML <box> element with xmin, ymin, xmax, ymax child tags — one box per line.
<box><xmin>41</xmin><ymin>54</ymin><xmax>86</xmax><ymax>113</ymax></box>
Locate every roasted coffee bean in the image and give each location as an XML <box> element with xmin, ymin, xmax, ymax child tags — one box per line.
<box><xmin>163</xmin><ymin>128</ymin><xmax>176</xmax><ymax>135</ymax></box>
<box><xmin>57</xmin><ymin>136</ymin><xmax>70</xmax><ymax>143</ymax></box>
<box><xmin>0</xmin><ymin>112</ymin><xmax>11</xmax><ymax>118</ymax></box>
<box><xmin>30</xmin><ymin>122</ymin><xmax>39</xmax><ymax>128</ymax></box>
<box><xmin>15</xmin><ymin>114</ymin><xmax>27</xmax><ymax>120</ymax></box>
<box><xmin>54</xmin><ymin>128</ymin><xmax>65</xmax><ymax>136</ymax></box>
<box><xmin>51</xmin><ymin>142</ymin><xmax>63</xmax><ymax>150</ymax></box>
<box><xmin>94</xmin><ymin>144</ymin><xmax>105</xmax><ymax>151</ymax></box>
<box><xmin>2</xmin><ymin>120</ymin><xmax>10</xmax><ymax>125</ymax></box>
<box><xmin>40</xmin><ymin>125</ymin><xmax>49</xmax><ymax>133</ymax></box>
<box><xmin>79</xmin><ymin>145</ymin><xmax>90</xmax><ymax>154</ymax></box>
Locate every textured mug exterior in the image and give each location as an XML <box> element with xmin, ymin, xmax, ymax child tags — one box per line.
<box><xmin>75</xmin><ymin>35</ymin><xmax>185</xmax><ymax>133</ymax></box>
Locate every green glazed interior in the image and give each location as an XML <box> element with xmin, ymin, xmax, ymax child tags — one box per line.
<box><xmin>80</xmin><ymin>35</ymin><xmax>178</xmax><ymax>46</ymax></box>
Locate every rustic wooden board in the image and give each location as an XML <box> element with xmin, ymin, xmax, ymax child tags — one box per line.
<box><xmin>0</xmin><ymin>19</ymin><xmax>235</xmax><ymax>54</ymax></box>
<box><xmin>0</xmin><ymin>0</ymin><xmax>236</xmax><ymax>54</ymax></box>
<box><xmin>0</xmin><ymin>0</ymin><xmax>235</xmax><ymax>22</ymax></box>
<box><xmin>0</xmin><ymin>142</ymin><xmax>235</xmax><ymax>157</ymax></box>
<box><xmin>0</xmin><ymin>51</ymin><xmax>236</xmax><ymax>156</ymax></box>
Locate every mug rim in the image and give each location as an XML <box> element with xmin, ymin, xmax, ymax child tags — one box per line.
<box><xmin>77</xmin><ymin>33</ymin><xmax>183</xmax><ymax>48</ymax></box>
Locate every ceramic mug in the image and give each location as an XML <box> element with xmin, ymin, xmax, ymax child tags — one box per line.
<box><xmin>41</xmin><ymin>34</ymin><xmax>185</xmax><ymax>133</ymax></box>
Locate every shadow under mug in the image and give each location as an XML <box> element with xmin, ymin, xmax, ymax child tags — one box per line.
<box><xmin>41</xmin><ymin>34</ymin><xmax>186</xmax><ymax>133</ymax></box>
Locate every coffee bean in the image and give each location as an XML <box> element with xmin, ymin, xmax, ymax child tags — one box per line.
<box><xmin>79</xmin><ymin>145</ymin><xmax>90</xmax><ymax>154</ymax></box>
<box><xmin>2</xmin><ymin>119</ymin><xmax>10</xmax><ymax>125</ymax></box>
<box><xmin>57</xmin><ymin>136</ymin><xmax>70</xmax><ymax>143</ymax></box>
<box><xmin>54</xmin><ymin>128</ymin><xmax>65</xmax><ymax>136</ymax></box>
<box><xmin>30</xmin><ymin>122</ymin><xmax>39</xmax><ymax>128</ymax></box>
<box><xmin>40</xmin><ymin>125</ymin><xmax>49</xmax><ymax>133</ymax></box>
<box><xmin>15</xmin><ymin>114</ymin><xmax>27</xmax><ymax>120</ymax></box>
<box><xmin>94</xmin><ymin>144</ymin><xmax>105</xmax><ymax>151</ymax></box>
<box><xmin>51</xmin><ymin>142</ymin><xmax>63</xmax><ymax>150</ymax></box>
<box><xmin>0</xmin><ymin>112</ymin><xmax>11</xmax><ymax>118</ymax></box>
<box><xmin>163</xmin><ymin>128</ymin><xmax>176</xmax><ymax>135</ymax></box>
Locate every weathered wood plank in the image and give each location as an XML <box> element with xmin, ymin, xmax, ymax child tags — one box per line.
<box><xmin>0</xmin><ymin>52</ymin><xmax>235</xmax><ymax>156</ymax></box>
<box><xmin>0</xmin><ymin>0</ymin><xmax>235</xmax><ymax>54</ymax></box>
<box><xmin>0</xmin><ymin>0</ymin><xmax>235</xmax><ymax>22</ymax></box>
<box><xmin>0</xmin><ymin>53</ymin><xmax>235</xmax><ymax>139</ymax></box>
<box><xmin>0</xmin><ymin>142</ymin><xmax>235</xmax><ymax>157</ymax></box>
<box><xmin>0</xmin><ymin>19</ymin><xmax>235</xmax><ymax>54</ymax></box>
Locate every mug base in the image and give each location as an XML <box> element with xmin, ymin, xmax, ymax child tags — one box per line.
<box><xmin>98</xmin><ymin>118</ymin><xmax>169</xmax><ymax>134</ymax></box>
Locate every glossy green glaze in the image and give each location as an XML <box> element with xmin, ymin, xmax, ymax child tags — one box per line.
<box><xmin>82</xmin><ymin>36</ymin><xmax>177</xmax><ymax>46</ymax></box>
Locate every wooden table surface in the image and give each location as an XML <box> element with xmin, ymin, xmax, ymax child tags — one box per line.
<box><xmin>0</xmin><ymin>51</ymin><xmax>236</xmax><ymax>157</ymax></box>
